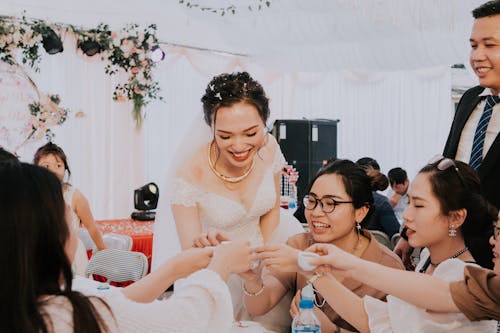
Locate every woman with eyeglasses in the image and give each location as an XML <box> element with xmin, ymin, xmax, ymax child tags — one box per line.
<box><xmin>242</xmin><ymin>159</ymin><xmax>404</xmax><ymax>332</ymax></box>
<box><xmin>304</xmin><ymin>214</ymin><xmax>500</xmax><ymax>324</ymax></box>
<box><xmin>295</xmin><ymin>157</ymin><xmax>497</xmax><ymax>332</ymax></box>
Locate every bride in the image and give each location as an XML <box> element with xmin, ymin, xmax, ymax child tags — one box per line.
<box><xmin>152</xmin><ymin>71</ymin><xmax>303</xmax><ymax>333</ymax></box>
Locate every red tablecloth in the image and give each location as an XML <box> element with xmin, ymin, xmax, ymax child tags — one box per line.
<box><xmin>89</xmin><ymin>219</ymin><xmax>154</xmax><ymax>286</ymax></box>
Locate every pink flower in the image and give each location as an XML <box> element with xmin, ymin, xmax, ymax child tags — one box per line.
<box><xmin>116</xmin><ymin>94</ymin><xmax>127</xmax><ymax>102</ymax></box>
<box><xmin>131</xmin><ymin>67</ymin><xmax>139</xmax><ymax>74</ymax></box>
<box><xmin>134</xmin><ymin>86</ymin><xmax>143</xmax><ymax>95</ymax></box>
<box><xmin>140</xmin><ymin>60</ymin><xmax>148</xmax><ymax>67</ymax></box>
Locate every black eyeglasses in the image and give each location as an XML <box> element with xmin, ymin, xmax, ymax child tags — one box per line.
<box><xmin>303</xmin><ymin>194</ymin><xmax>353</xmax><ymax>214</ymax></box>
<box><xmin>427</xmin><ymin>155</ymin><xmax>468</xmax><ymax>190</ymax></box>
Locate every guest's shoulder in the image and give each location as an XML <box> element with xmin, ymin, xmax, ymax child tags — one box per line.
<box><xmin>363</xmin><ymin>231</ymin><xmax>404</xmax><ymax>269</ymax></box>
<box><xmin>286</xmin><ymin>232</ymin><xmax>312</xmax><ymax>250</ymax></box>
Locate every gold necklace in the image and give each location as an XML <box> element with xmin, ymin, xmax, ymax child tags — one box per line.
<box><xmin>207</xmin><ymin>141</ymin><xmax>255</xmax><ymax>183</ymax></box>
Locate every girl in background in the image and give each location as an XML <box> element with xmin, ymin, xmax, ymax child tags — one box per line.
<box><xmin>0</xmin><ymin>161</ymin><xmax>254</xmax><ymax>333</ymax></box>
<box><xmin>34</xmin><ymin>142</ymin><xmax>106</xmax><ymax>275</ymax></box>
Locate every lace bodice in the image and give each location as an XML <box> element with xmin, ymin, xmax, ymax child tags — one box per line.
<box><xmin>170</xmin><ymin>147</ymin><xmax>285</xmax><ymax>246</ymax></box>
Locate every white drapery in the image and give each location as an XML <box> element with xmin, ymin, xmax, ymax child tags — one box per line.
<box><xmin>1</xmin><ymin>0</ymin><xmax>485</xmax><ymax>218</ymax></box>
<box><xmin>8</xmin><ymin>44</ymin><xmax>459</xmax><ymax>219</ymax></box>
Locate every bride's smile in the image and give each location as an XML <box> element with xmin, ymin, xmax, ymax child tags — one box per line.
<box><xmin>212</xmin><ymin>101</ymin><xmax>266</xmax><ymax>174</ymax></box>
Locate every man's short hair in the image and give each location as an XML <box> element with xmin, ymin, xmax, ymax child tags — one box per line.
<box><xmin>388</xmin><ymin>167</ymin><xmax>407</xmax><ymax>186</ymax></box>
<box><xmin>472</xmin><ymin>0</ymin><xmax>500</xmax><ymax>19</ymax></box>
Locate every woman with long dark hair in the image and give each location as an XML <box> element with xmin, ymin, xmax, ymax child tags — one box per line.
<box><xmin>302</xmin><ymin>157</ymin><xmax>497</xmax><ymax>332</ymax></box>
<box><xmin>0</xmin><ymin>162</ymin><xmax>255</xmax><ymax>333</ymax></box>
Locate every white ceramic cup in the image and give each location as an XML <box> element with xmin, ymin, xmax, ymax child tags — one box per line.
<box><xmin>297</xmin><ymin>251</ymin><xmax>320</xmax><ymax>271</ymax></box>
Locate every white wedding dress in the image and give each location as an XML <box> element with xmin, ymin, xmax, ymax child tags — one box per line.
<box><xmin>152</xmin><ymin>134</ymin><xmax>304</xmax><ymax>333</ymax></box>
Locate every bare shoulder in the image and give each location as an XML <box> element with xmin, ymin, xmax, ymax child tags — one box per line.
<box><xmin>176</xmin><ymin>145</ymin><xmax>208</xmax><ymax>182</ymax></box>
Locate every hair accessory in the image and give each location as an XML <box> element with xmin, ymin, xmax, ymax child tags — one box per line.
<box><xmin>243</xmin><ymin>281</ymin><xmax>264</xmax><ymax>297</ymax></box>
<box><xmin>448</xmin><ymin>223</ymin><xmax>457</xmax><ymax>237</ymax></box>
<box><xmin>208</xmin><ymin>141</ymin><xmax>255</xmax><ymax>183</ymax></box>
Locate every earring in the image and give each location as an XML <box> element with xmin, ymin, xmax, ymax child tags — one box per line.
<box><xmin>355</xmin><ymin>222</ymin><xmax>361</xmax><ymax>235</ymax></box>
<box><xmin>448</xmin><ymin>223</ymin><xmax>457</xmax><ymax>237</ymax></box>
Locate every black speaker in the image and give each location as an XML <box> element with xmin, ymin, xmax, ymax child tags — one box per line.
<box><xmin>272</xmin><ymin>119</ymin><xmax>339</xmax><ymax>201</ymax></box>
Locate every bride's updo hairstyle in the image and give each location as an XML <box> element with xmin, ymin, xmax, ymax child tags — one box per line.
<box><xmin>201</xmin><ymin>71</ymin><xmax>270</xmax><ymax>126</ymax></box>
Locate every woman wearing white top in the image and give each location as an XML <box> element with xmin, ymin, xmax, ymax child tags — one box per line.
<box><xmin>299</xmin><ymin>157</ymin><xmax>497</xmax><ymax>332</ymax></box>
<box><xmin>0</xmin><ymin>161</ymin><xmax>255</xmax><ymax>333</ymax></box>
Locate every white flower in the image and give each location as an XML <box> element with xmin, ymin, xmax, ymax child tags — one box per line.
<box><xmin>215</xmin><ymin>92</ymin><xmax>222</xmax><ymax>100</ymax></box>
<box><xmin>12</xmin><ymin>31</ymin><xmax>21</xmax><ymax>44</ymax></box>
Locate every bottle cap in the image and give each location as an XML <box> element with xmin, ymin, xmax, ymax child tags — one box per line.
<box><xmin>298</xmin><ymin>299</ymin><xmax>314</xmax><ymax>309</ymax></box>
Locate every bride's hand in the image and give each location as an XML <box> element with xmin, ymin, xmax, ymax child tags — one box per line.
<box><xmin>192</xmin><ymin>228</ymin><xmax>232</xmax><ymax>248</ymax></box>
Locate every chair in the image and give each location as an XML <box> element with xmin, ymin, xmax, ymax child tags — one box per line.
<box><xmin>78</xmin><ymin>228</ymin><xmax>96</xmax><ymax>251</ymax></box>
<box><xmin>103</xmin><ymin>233</ymin><xmax>133</xmax><ymax>251</ymax></box>
<box><xmin>86</xmin><ymin>248</ymin><xmax>148</xmax><ymax>283</ymax></box>
<box><xmin>391</xmin><ymin>233</ymin><xmax>402</xmax><ymax>249</ymax></box>
<box><xmin>369</xmin><ymin>230</ymin><xmax>392</xmax><ymax>249</ymax></box>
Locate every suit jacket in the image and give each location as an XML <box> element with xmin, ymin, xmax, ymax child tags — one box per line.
<box><xmin>443</xmin><ymin>86</ymin><xmax>500</xmax><ymax>209</ymax></box>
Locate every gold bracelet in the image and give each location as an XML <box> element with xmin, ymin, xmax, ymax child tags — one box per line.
<box><xmin>307</xmin><ymin>273</ymin><xmax>324</xmax><ymax>285</ymax></box>
<box><xmin>242</xmin><ymin>281</ymin><xmax>265</xmax><ymax>296</ymax></box>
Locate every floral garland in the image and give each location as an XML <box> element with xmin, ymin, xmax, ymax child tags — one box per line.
<box><xmin>0</xmin><ymin>16</ymin><xmax>163</xmax><ymax>129</ymax></box>
<box><xmin>179</xmin><ymin>0</ymin><xmax>271</xmax><ymax>16</ymax></box>
<box><xmin>0</xmin><ymin>16</ymin><xmax>43</xmax><ymax>70</ymax></box>
<box><xmin>28</xmin><ymin>94</ymin><xmax>69</xmax><ymax>143</ymax></box>
<box><xmin>72</xmin><ymin>23</ymin><xmax>162</xmax><ymax>128</ymax></box>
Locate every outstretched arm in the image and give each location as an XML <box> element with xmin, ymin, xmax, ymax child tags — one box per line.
<box><xmin>307</xmin><ymin>243</ymin><xmax>459</xmax><ymax>313</ymax></box>
<box><xmin>310</xmin><ymin>273</ymin><xmax>370</xmax><ymax>333</ymax></box>
<box><xmin>123</xmin><ymin>241</ymin><xmax>255</xmax><ymax>303</ymax></box>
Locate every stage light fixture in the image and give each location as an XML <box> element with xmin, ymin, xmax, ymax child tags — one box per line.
<box><xmin>41</xmin><ymin>27</ymin><xmax>63</xmax><ymax>54</ymax></box>
<box><xmin>78</xmin><ymin>40</ymin><xmax>102</xmax><ymax>57</ymax></box>
<box><xmin>131</xmin><ymin>182</ymin><xmax>159</xmax><ymax>221</ymax></box>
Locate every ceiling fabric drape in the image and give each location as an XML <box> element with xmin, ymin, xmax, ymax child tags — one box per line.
<box><xmin>1</xmin><ymin>1</ymin><xmax>482</xmax><ymax>218</ymax></box>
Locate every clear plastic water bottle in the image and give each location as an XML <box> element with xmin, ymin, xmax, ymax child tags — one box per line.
<box><xmin>291</xmin><ymin>298</ymin><xmax>321</xmax><ymax>333</ymax></box>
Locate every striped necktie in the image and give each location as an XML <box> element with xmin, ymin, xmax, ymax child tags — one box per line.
<box><xmin>469</xmin><ymin>95</ymin><xmax>500</xmax><ymax>171</ymax></box>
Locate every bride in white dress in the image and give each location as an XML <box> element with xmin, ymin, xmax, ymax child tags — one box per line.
<box><xmin>152</xmin><ymin>72</ymin><xmax>303</xmax><ymax>333</ymax></box>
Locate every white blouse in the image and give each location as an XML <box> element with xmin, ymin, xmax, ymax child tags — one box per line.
<box><xmin>363</xmin><ymin>249</ymin><xmax>497</xmax><ymax>332</ymax></box>
<box><xmin>42</xmin><ymin>269</ymin><xmax>233</xmax><ymax>333</ymax></box>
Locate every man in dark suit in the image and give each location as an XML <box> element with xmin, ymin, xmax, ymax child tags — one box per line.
<box><xmin>395</xmin><ymin>0</ymin><xmax>500</xmax><ymax>268</ymax></box>
<box><xmin>443</xmin><ymin>1</ymin><xmax>500</xmax><ymax>209</ymax></box>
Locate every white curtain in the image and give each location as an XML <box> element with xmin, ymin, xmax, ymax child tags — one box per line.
<box><xmin>6</xmin><ymin>41</ymin><xmax>461</xmax><ymax>219</ymax></box>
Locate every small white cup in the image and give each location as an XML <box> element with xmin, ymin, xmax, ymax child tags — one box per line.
<box><xmin>297</xmin><ymin>251</ymin><xmax>320</xmax><ymax>271</ymax></box>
